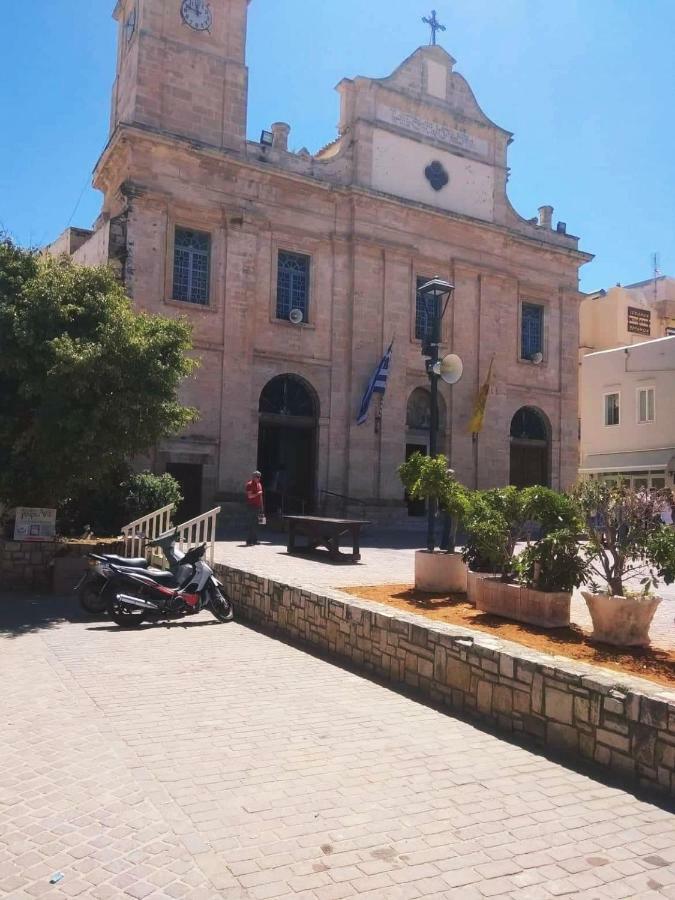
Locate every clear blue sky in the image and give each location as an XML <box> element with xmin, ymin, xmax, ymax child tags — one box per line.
<box><xmin>1</xmin><ymin>0</ymin><xmax>673</xmax><ymax>292</ymax></box>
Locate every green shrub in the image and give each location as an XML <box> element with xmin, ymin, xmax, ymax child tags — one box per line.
<box><xmin>123</xmin><ymin>472</ymin><xmax>183</xmax><ymax>523</ymax></box>
<box><xmin>461</xmin><ymin>508</ymin><xmax>511</xmax><ymax>574</ymax></box>
<box><xmin>463</xmin><ymin>486</ymin><xmax>584</xmax><ymax>584</ymax></box>
<box><xmin>58</xmin><ymin>470</ymin><xmax>183</xmax><ymax>537</ymax></box>
<box><xmin>520</xmin><ymin>485</ymin><xmax>582</xmax><ymax>535</ymax></box>
<box><xmin>398</xmin><ymin>452</ymin><xmax>470</xmax><ymax>552</ymax></box>
<box><xmin>647</xmin><ymin>526</ymin><xmax>675</xmax><ymax>585</ymax></box>
<box><xmin>462</xmin><ymin>488</ymin><xmax>526</xmax><ymax>578</ymax></box>
<box><xmin>515</xmin><ymin>529</ymin><xmax>589</xmax><ymax>593</ymax></box>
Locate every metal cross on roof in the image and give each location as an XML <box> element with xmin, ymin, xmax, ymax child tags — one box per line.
<box><xmin>422</xmin><ymin>9</ymin><xmax>446</xmax><ymax>46</ymax></box>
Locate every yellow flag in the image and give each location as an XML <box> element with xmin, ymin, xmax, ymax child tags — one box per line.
<box><xmin>467</xmin><ymin>357</ymin><xmax>494</xmax><ymax>434</ymax></box>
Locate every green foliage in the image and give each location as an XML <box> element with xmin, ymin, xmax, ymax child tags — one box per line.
<box><xmin>398</xmin><ymin>453</ymin><xmax>448</xmax><ymax>503</ymax></box>
<box><xmin>574</xmin><ymin>480</ymin><xmax>666</xmax><ymax>597</ymax></box>
<box><xmin>0</xmin><ymin>238</ymin><xmax>198</xmax><ymax>510</ymax></box>
<box><xmin>462</xmin><ymin>486</ymin><xmax>583</xmax><ymax>583</ymax></box>
<box><xmin>647</xmin><ymin>526</ymin><xmax>675</xmax><ymax>585</ymax></box>
<box><xmin>462</xmin><ymin>488</ymin><xmax>528</xmax><ymax>578</ymax></box>
<box><xmin>461</xmin><ymin>498</ymin><xmax>511</xmax><ymax>574</ymax></box>
<box><xmin>58</xmin><ymin>467</ymin><xmax>129</xmax><ymax>536</ymax></box>
<box><xmin>520</xmin><ymin>485</ymin><xmax>582</xmax><ymax>534</ymax></box>
<box><xmin>123</xmin><ymin>472</ymin><xmax>183</xmax><ymax>523</ymax></box>
<box><xmin>398</xmin><ymin>453</ymin><xmax>470</xmax><ymax>551</ymax></box>
<box><xmin>515</xmin><ymin>529</ymin><xmax>589</xmax><ymax>593</ymax></box>
<box><xmin>57</xmin><ymin>470</ymin><xmax>183</xmax><ymax>537</ymax></box>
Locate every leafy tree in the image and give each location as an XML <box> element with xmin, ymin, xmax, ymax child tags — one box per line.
<box><xmin>0</xmin><ymin>237</ymin><xmax>198</xmax><ymax>511</ymax></box>
<box><xmin>398</xmin><ymin>452</ymin><xmax>470</xmax><ymax>552</ymax></box>
<box><xmin>574</xmin><ymin>480</ymin><xmax>671</xmax><ymax>597</ymax></box>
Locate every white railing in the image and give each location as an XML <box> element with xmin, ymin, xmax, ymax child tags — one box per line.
<box><xmin>175</xmin><ymin>507</ymin><xmax>220</xmax><ymax>565</ymax></box>
<box><xmin>121</xmin><ymin>503</ymin><xmax>175</xmax><ymax>559</ymax></box>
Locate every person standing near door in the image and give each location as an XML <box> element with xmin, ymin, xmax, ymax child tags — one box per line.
<box><xmin>245</xmin><ymin>470</ymin><xmax>264</xmax><ymax>546</ymax></box>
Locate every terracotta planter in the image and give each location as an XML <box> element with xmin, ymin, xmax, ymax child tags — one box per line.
<box><xmin>477</xmin><ymin>578</ymin><xmax>571</xmax><ymax>628</ymax></box>
<box><xmin>467</xmin><ymin>570</ymin><xmax>493</xmax><ymax>607</ymax></box>
<box><xmin>415</xmin><ymin>550</ymin><xmax>468</xmax><ymax>593</ymax></box>
<box><xmin>582</xmin><ymin>591</ymin><xmax>662</xmax><ymax>647</ymax></box>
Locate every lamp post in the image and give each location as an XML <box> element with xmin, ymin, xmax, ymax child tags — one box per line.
<box><xmin>418</xmin><ymin>277</ymin><xmax>455</xmax><ymax>552</ymax></box>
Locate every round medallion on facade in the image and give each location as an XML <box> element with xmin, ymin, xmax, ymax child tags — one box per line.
<box><xmin>424</xmin><ymin>161</ymin><xmax>449</xmax><ymax>192</ymax></box>
<box><xmin>180</xmin><ymin>0</ymin><xmax>213</xmax><ymax>32</ymax></box>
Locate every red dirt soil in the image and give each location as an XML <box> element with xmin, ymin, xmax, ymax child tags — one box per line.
<box><xmin>342</xmin><ymin>584</ymin><xmax>675</xmax><ymax>690</ymax></box>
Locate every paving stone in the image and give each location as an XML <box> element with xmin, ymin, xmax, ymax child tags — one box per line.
<box><xmin>1</xmin><ymin>591</ymin><xmax>675</xmax><ymax>900</ymax></box>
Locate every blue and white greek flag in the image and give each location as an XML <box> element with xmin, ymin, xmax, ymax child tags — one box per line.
<box><xmin>357</xmin><ymin>342</ymin><xmax>394</xmax><ymax>425</ymax></box>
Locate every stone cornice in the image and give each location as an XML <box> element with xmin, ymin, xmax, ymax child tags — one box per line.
<box><xmin>94</xmin><ymin>123</ymin><xmax>592</xmax><ymax>266</ymax></box>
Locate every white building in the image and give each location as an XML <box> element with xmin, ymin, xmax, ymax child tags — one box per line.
<box><xmin>579</xmin><ymin>335</ymin><xmax>675</xmax><ymax>490</ymax></box>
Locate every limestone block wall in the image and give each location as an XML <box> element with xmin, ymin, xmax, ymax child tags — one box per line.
<box><xmin>216</xmin><ymin>563</ymin><xmax>675</xmax><ymax>799</ymax></box>
<box><xmin>0</xmin><ymin>540</ymin><xmax>58</xmax><ymax>590</ymax></box>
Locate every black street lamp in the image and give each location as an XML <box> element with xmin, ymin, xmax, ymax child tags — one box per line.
<box><xmin>418</xmin><ymin>277</ymin><xmax>455</xmax><ymax>552</ymax></box>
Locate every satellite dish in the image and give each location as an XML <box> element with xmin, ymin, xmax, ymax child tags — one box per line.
<box><xmin>289</xmin><ymin>308</ymin><xmax>304</xmax><ymax>325</ymax></box>
<box><xmin>433</xmin><ymin>353</ymin><xmax>464</xmax><ymax>385</ymax></box>
<box><xmin>531</xmin><ymin>352</ymin><xmax>544</xmax><ymax>365</ymax></box>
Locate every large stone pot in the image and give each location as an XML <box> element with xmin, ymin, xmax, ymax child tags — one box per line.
<box><xmin>466</xmin><ymin>570</ymin><xmax>493</xmax><ymax>607</ymax></box>
<box><xmin>582</xmin><ymin>591</ymin><xmax>662</xmax><ymax>647</ymax></box>
<box><xmin>477</xmin><ymin>578</ymin><xmax>571</xmax><ymax>628</ymax></box>
<box><xmin>415</xmin><ymin>550</ymin><xmax>468</xmax><ymax>593</ymax></box>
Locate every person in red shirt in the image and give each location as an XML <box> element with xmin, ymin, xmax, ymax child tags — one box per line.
<box><xmin>245</xmin><ymin>470</ymin><xmax>264</xmax><ymax>546</ymax></box>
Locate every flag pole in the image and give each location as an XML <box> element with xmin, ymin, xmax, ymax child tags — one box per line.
<box><xmin>468</xmin><ymin>355</ymin><xmax>495</xmax><ymax>490</ymax></box>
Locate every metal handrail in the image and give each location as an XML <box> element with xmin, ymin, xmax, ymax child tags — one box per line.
<box><xmin>174</xmin><ymin>507</ymin><xmax>220</xmax><ymax>565</ymax></box>
<box><xmin>121</xmin><ymin>503</ymin><xmax>175</xmax><ymax>559</ymax></box>
<box><xmin>320</xmin><ymin>490</ymin><xmax>368</xmax><ymax>519</ymax></box>
<box><xmin>278</xmin><ymin>493</ymin><xmax>307</xmax><ymax>517</ymax></box>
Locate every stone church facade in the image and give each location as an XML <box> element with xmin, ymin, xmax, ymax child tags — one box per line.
<box><xmin>50</xmin><ymin>0</ymin><xmax>591</xmax><ymax>520</ymax></box>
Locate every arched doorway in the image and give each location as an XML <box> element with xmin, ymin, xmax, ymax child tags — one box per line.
<box><xmin>405</xmin><ymin>387</ymin><xmax>446</xmax><ymax>516</ymax></box>
<box><xmin>257</xmin><ymin>375</ymin><xmax>318</xmax><ymax>515</ymax></box>
<box><xmin>510</xmin><ymin>407</ymin><xmax>550</xmax><ymax>488</ymax></box>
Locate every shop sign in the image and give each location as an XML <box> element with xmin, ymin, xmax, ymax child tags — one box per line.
<box><xmin>627</xmin><ymin>306</ymin><xmax>651</xmax><ymax>335</ymax></box>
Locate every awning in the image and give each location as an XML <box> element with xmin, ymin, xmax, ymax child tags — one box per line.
<box><xmin>580</xmin><ymin>448</ymin><xmax>675</xmax><ymax>474</ymax></box>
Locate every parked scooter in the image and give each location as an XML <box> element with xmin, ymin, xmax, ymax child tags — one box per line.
<box><xmin>106</xmin><ymin>541</ymin><xmax>233</xmax><ymax>627</ymax></box>
<box><xmin>76</xmin><ymin>530</ymin><xmax>186</xmax><ymax>615</ymax></box>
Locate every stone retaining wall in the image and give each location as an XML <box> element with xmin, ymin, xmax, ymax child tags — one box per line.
<box><xmin>0</xmin><ymin>539</ymin><xmax>58</xmax><ymax>590</ymax></box>
<box><xmin>0</xmin><ymin>538</ymin><xmax>126</xmax><ymax>591</ymax></box>
<box><xmin>216</xmin><ymin>563</ymin><xmax>675</xmax><ymax>799</ymax></box>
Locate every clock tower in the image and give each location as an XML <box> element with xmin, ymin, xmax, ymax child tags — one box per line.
<box><xmin>111</xmin><ymin>0</ymin><xmax>250</xmax><ymax>152</ymax></box>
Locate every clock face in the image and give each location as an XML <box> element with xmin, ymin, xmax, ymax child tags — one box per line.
<box><xmin>180</xmin><ymin>0</ymin><xmax>213</xmax><ymax>32</ymax></box>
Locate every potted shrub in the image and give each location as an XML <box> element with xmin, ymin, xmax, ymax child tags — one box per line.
<box><xmin>398</xmin><ymin>453</ymin><xmax>471</xmax><ymax>593</ymax></box>
<box><xmin>512</xmin><ymin>529</ymin><xmax>589</xmax><ymax>627</ymax></box>
<box><xmin>574</xmin><ymin>480</ymin><xmax>674</xmax><ymax>646</ymax></box>
<box><xmin>462</xmin><ymin>492</ymin><xmax>511</xmax><ymax>605</ymax></box>
<box><xmin>470</xmin><ymin>486</ymin><xmax>585</xmax><ymax>626</ymax></box>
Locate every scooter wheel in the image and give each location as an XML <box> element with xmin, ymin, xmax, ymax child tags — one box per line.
<box><xmin>79</xmin><ymin>583</ymin><xmax>109</xmax><ymax>616</ymax></box>
<box><xmin>209</xmin><ymin>586</ymin><xmax>234</xmax><ymax>623</ymax></box>
<box><xmin>108</xmin><ymin>596</ymin><xmax>146</xmax><ymax>628</ymax></box>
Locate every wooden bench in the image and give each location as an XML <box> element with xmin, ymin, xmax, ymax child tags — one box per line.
<box><xmin>284</xmin><ymin>516</ymin><xmax>370</xmax><ymax>563</ymax></box>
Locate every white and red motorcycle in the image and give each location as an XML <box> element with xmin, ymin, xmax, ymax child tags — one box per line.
<box><xmin>102</xmin><ymin>540</ymin><xmax>233</xmax><ymax>628</ymax></box>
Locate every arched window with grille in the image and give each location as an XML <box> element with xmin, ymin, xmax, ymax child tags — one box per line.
<box><xmin>276</xmin><ymin>251</ymin><xmax>310</xmax><ymax>322</ymax></box>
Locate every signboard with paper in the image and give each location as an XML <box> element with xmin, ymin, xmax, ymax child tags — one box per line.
<box><xmin>13</xmin><ymin>508</ymin><xmax>57</xmax><ymax>542</ymax></box>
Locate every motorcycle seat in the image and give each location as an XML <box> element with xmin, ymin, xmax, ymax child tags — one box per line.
<box><xmin>143</xmin><ymin>569</ymin><xmax>180</xmax><ymax>586</ymax></box>
<box><xmin>105</xmin><ymin>555</ymin><xmax>149</xmax><ymax>568</ymax></box>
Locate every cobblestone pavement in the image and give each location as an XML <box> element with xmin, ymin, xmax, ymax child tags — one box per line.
<box><xmin>2</xmin><ymin>594</ymin><xmax>675</xmax><ymax>900</ymax></box>
<box><xmin>213</xmin><ymin>534</ymin><xmax>675</xmax><ymax>651</ymax></box>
